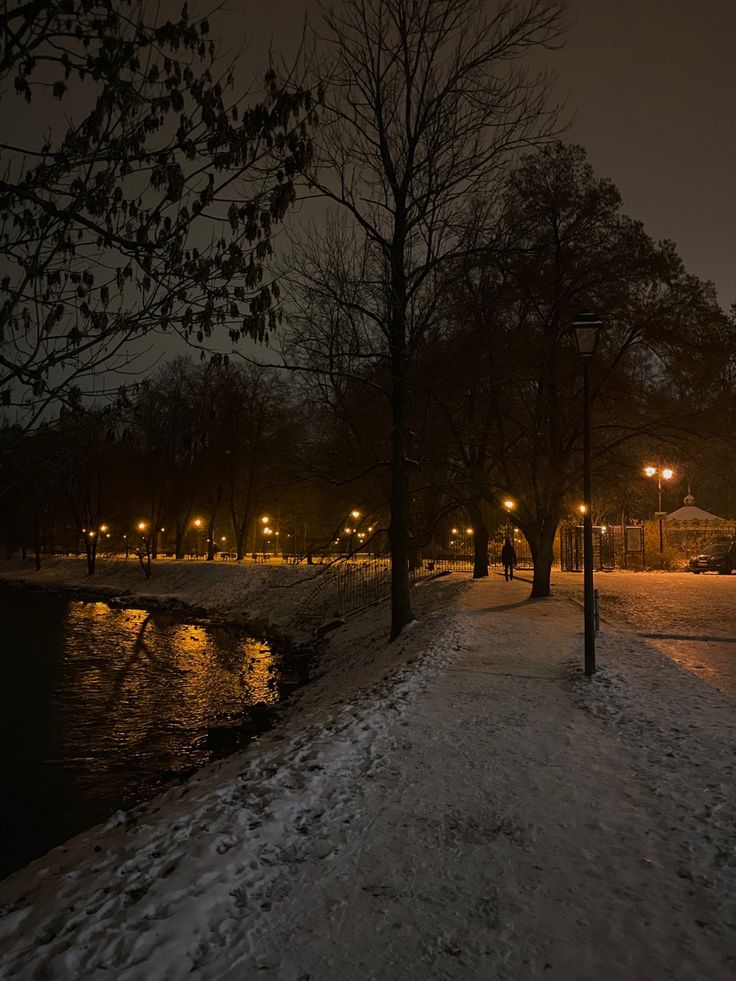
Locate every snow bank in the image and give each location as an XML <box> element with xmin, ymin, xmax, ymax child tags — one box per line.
<box><xmin>0</xmin><ymin>557</ymin><xmax>328</xmax><ymax>639</ymax></box>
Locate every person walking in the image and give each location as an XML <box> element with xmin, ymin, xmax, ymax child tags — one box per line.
<box><xmin>501</xmin><ymin>537</ymin><xmax>516</xmax><ymax>581</ymax></box>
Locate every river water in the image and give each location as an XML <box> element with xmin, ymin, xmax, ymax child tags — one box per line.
<box><xmin>0</xmin><ymin>585</ymin><xmax>307</xmax><ymax>879</ymax></box>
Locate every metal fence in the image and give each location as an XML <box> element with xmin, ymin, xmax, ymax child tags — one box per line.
<box><xmin>558</xmin><ymin>523</ymin><xmax>649</xmax><ymax>572</ymax></box>
<box><xmin>291</xmin><ymin>553</ymin><xmax>461</xmax><ymax>631</ymax></box>
<box><xmin>292</xmin><ymin>533</ymin><xmax>541</xmax><ymax>631</ymax></box>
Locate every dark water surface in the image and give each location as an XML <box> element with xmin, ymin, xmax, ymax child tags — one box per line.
<box><xmin>0</xmin><ymin>585</ymin><xmax>305</xmax><ymax>879</ymax></box>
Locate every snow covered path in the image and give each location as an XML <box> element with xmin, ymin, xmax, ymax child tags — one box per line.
<box><xmin>226</xmin><ymin>579</ymin><xmax>736</xmax><ymax>980</ymax></box>
<box><xmin>1</xmin><ymin>576</ymin><xmax>735</xmax><ymax>979</ymax></box>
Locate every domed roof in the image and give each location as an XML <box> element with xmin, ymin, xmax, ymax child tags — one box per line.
<box><xmin>664</xmin><ymin>504</ymin><xmax>726</xmax><ymax>523</ymax></box>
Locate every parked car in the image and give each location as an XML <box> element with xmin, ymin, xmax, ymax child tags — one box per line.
<box><xmin>688</xmin><ymin>540</ymin><xmax>736</xmax><ymax>574</ymax></box>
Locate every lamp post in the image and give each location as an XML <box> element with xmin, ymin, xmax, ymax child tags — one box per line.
<box><xmin>253</xmin><ymin>515</ymin><xmax>269</xmax><ymax>557</ymax></box>
<box><xmin>503</xmin><ymin>499</ymin><xmax>515</xmax><ymax>540</ymax></box>
<box><xmin>573</xmin><ymin>312</ymin><xmax>602</xmax><ymax>677</ymax></box>
<box><xmin>644</xmin><ymin>464</ymin><xmax>674</xmax><ymax>555</ymax></box>
<box><xmin>344</xmin><ymin>508</ymin><xmax>361</xmax><ymax>555</ymax></box>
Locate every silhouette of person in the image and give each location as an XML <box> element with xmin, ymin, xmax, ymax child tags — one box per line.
<box><xmin>501</xmin><ymin>537</ymin><xmax>517</xmax><ymax>581</ymax></box>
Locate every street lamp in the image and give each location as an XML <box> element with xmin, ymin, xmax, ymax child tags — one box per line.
<box><xmin>193</xmin><ymin>517</ymin><xmax>203</xmax><ymax>558</ymax></box>
<box><xmin>573</xmin><ymin>312</ymin><xmax>603</xmax><ymax>677</ymax></box>
<box><xmin>502</xmin><ymin>498</ymin><xmax>515</xmax><ymax>538</ymax></box>
<box><xmin>644</xmin><ymin>464</ymin><xmax>674</xmax><ymax>554</ymax></box>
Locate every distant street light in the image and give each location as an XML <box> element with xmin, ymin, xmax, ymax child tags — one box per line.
<box><xmin>573</xmin><ymin>312</ymin><xmax>603</xmax><ymax>677</ymax></box>
<box><xmin>644</xmin><ymin>464</ymin><xmax>675</xmax><ymax>555</ymax></box>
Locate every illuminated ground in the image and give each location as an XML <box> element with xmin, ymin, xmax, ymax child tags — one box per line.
<box><xmin>551</xmin><ymin>569</ymin><xmax>736</xmax><ymax>699</ymax></box>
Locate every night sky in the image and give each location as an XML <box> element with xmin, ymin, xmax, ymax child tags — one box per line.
<box><xmin>225</xmin><ymin>0</ymin><xmax>736</xmax><ymax>310</ymax></box>
<box><xmin>1</xmin><ymin>0</ymin><xmax>733</xmax><ymax>378</ymax></box>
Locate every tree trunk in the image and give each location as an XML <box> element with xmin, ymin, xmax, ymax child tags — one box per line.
<box><xmin>175</xmin><ymin>523</ymin><xmax>185</xmax><ymax>560</ymax></box>
<box><xmin>207</xmin><ymin>516</ymin><xmax>216</xmax><ymax>560</ymax></box>
<box><xmin>468</xmin><ymin>503</ymin><xmax>489</xmax><ymax>578</ymax></box>
<box><xmin>528</xmin><ymin>523</ymin><xmax>558</xmax><ymax>597</ymax></box>
<box><xmin>389</xmin><ymin>456</ymin><xmax>412</xmax><ymax>639</ymax></box>
<box><xmin>137</xmin><ymin>548</ymin><xmax>152</xmax><ymax>580</ymax></box>
<box><xmin>388</xmin><ymin>254</ymin><xmax>412</xmax><ymax>640</ymax></box>
<box><xmin>85</xmin><ymin>541</ymin><xmax>96</xmax><ymax>576</ymax></box>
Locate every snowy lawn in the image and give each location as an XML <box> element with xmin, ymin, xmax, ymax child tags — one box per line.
<box><xmin>551</xmin><ymin>569</ymin><xmax>736</xmax><ymax>700</ymax></box>
<box><xmin>1</xmin><ymin>572</ymin><xmax>734</xmax><ymax>980</ymax></box>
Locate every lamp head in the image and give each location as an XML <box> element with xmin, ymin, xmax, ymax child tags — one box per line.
<box><xmin>572</xmin><ymin>312</ymin><xmax>603</xmax><ymax>359</ymax></box>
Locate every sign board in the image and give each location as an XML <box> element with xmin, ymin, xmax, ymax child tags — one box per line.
<box><xmin>625</xmin><ymin>526</ymin><xmax>644</xmax><ymax>552</ymax></box>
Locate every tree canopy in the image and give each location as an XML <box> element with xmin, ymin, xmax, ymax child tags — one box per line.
<box><xmin>0</xmin><ymin>0</ymin><xmax>317</xmax><ymax>425</ymax></box>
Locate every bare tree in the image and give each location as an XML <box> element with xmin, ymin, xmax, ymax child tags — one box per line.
<box><xmin>291</xmin><ymin>0</ymin><xmax>568</xmax><ymax>637</ymax></box>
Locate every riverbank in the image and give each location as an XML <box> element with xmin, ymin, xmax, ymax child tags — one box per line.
<box><xmin>0</xmin><ymin>556</ymin><xmax>325</xmax><ymax>640</ymax></box>
<box><xmin>1</xmin><ymin>573</ymin><xmax>734</xmax><ymax>979</ymax></box>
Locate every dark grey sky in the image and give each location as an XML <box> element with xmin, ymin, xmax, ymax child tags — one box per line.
<box><xmin>227</xmin><ymin>0</ymin><xmax>735</xmax><ymax>310</ymax></box>
<box><xmin>551</xmin><ymin>0</ymin><xmax>735</xmax><ymax>310</ymax></box>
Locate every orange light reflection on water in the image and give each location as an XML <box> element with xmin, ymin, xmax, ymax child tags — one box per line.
<box><xmin>55</xmin><ymin>602</ymin><xmax>280</xmax><ymax>775</ymax></box>
<box><xmin>240</xmin><ymin>638</ymin><xmax>279</xmax><ymax>705</ymax></box>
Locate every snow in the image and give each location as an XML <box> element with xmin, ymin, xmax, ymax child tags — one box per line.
<box><xmin>664</xmin><ymin>505</ymin><xmax>727</xmax><ymax>523</ymax></box>
<box><xmin>0</xmin><ymin>556</ymin><xmax>328</xmax><ymax>640</ymax></box>
<box><xmin>551</xmin><ymin>569</ymin><xmax>736</xmax><ymax>701</ymax></box>
<box><xmin>1</xmin><ymin>566</ymin><xmax>735</xmax><ymax>979</ymax></box>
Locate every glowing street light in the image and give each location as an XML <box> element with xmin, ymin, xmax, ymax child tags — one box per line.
<box><xmin>644</xmin><ymin>463</ymin><xmax>675</xmax><ymax>554</ymax></box>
